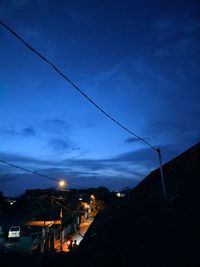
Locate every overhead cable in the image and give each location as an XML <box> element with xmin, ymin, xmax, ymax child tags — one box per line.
<box><xmin>0</xmin><ymin>20</ymin><xmax>156</xmax><ymax>151</ymax></box>
<box><xmin>0</xmin><ymin>159</ymin><xmax>88</xmax><ymax>188</ymax></box>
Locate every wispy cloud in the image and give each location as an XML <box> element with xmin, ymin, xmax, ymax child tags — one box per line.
<box><xmin>0</xmin><ymin>147</ymin><xmax>155</xmax><ymax>179</ymax></box>
<box><xmin>124</xmin><ymin>137</ymin><xmax>139</xmax><ymax>144</ymax></box>
<box><xmin>91</xmin><ymin>63</ymin><xmax>122</xmax><ymax>83</ymax></box>
<box><xmin>22</xmin><ymin>127</ymin><xmax>36</xmax><ymax>137</ymax></box>
<box><xmin>0</xmin><ymin>144</ymin><xmax>183</xmax><ymax>196</ymax></box>
<box><xmin>48</xmin><ymin>138</ymin><xmax>69</xmax><ymax>151</ymax></box>
<box><xmin>42</xmin><ymin>119</ymin><xmax>69</xmax><ymax>134</ymax></box>
<box><xmin>0</xmin><ymin>152</ymin><xmax>54</xmax><ymax>167</ymax></box>
<box><xmin>0</xmin><ymin>0</ymin><xmax>34</xmax><ymax>21</ymax></box>
<box><xmin>1</xmin><ymin>128</ymin><xmax>18</xmax><ymax>136</ymax></box>
<box><xmin>152</xmin><ymin>9</ymin><xmax>200</xmax><ymax>55</ymax></box>
<box><xmin>0</xmin><ymin>171</ymin><xmax>138</xmax><ymax>196</ymax></box>
<box><xmin>1</xmin><ymin>126</ymin><xmax>36</xmax><ymax>137</ymax></box>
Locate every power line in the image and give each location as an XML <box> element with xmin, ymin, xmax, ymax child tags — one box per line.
<box><xmin>39</xmin><ymin>197</ymin><xmax>78</xmax><ymax>216</ymax></box>
<box><xmin>0</xmin><ymin>20</ymin><xmax>167</xmax><ymax>198</ymax></box>
<box><xmin>54</xmin><ymin>200</ymin><xmax>78</xmax><ymax>216</ymax></box>
<box><xmin>0</xmin><ymin>159</ymin><xmax>88</xmax><ymax>189</ymax></box>
<box><xmin>0</xmin><ymin>20</ymin><xmax>156</xmax><ymax>151</ymax></box>
<box><xmin>0</xmin><ymin>159</ymin><xmax>57</xmax><ymax>181</ymax></box>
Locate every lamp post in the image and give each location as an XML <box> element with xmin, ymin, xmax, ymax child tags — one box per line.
<box><xmin>60</xmin><ymin>208</ymin><xmax>63</xmax><ymax>252</ymax></box>
<box><xmin>156</xmin><ymin>148</ymin><xmax>166</xmax><ymax>199</ymax></box>
<box><xmin>58</xmin><ymin>179</ymin><xmax>66</xmax><ymax>252</ymax></box>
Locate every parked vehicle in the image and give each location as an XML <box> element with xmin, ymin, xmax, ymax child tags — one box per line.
<box><xmin>8</xmin><ymin>226</ymin><xmax>20</xmax><ymax>239</ymax></box>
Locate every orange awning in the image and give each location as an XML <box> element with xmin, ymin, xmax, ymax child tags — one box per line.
<box><xmin>24</xmin><ymin>220</ymin><xmax>61</xmax><ymax>226</ymax></box>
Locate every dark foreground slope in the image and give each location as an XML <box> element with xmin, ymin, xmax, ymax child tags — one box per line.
<box><xmin>72</xmin><ymin>142</ymin><xmax>200</xmax><ymax>266</ymax></box>
<box><xmin>1</xmin><ymin>142</ymin><xmax>200</xmax><ymax>266</ymax></box>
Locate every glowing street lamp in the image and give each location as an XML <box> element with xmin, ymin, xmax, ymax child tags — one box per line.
<box><xmin>58</xmin><ymin>179</ymin><xmax>66</xmax><ymax>188</ymax></box>
<box><xmin>57</xmin><ymin>179</ymin><xmax>66</xmax><ymax>251</ymax></box>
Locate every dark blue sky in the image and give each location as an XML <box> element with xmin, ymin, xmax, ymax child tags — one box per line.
<box><xmin>0</xmin><ymin>0</ymin><xmax>200</xmax><ymax>196</ymax></box>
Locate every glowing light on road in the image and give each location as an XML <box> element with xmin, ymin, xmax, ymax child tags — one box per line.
<box><xmin>90</xmin><ymin>194</ymin><xmax>95</xmax><ymax>200</ymax></box>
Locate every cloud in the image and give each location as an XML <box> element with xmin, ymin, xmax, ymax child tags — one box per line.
<box><xmin>61</xmin><ymin>158</ymin><xmax>107</xmax><ymax>172</ymax></box>
<box><xmin>0</xmin><ymin>171</ymin><xmax>138</xmax><ymax>197</ymax></box>
<box><xmin>1</xmin><ymin>128</ymin><xmax>18</xmax><ymax>136</ymax></box>
<box><xmin>72</xmin><ymin>145</ymin><xmax>81</xmax><ymax>151</ymax></box>
<box><xmin>48</xmin><ymin>138</ymin><xmax>69</xmax><ymax>151</ymax></box>
<box><xmin>124</xmin><ymin>137</ymin><xmax>139</xmax><ymax>144</ymax></box>
<box><xmin>0</xmin><ymin>148</ymin><xmax>151</xmax><ymax>182</ymax></box>
<box><xmin>174</xmin><ymin>128</ymin><xmax>200</xmax><ymax>149</ymax></box>
<box><xmin>66</xmin><ymin>175</ymin><xmax>138</xmax><ymax>191</ymax></box>
<box><xmin>41</xmin><ymin>119</ymin><xmax>80</xmax><ymax>150</ymax></box>
<box><xmin>1</xmin><ymin>126</ymin><xmax>36</xmax><ymax>137</ymax></box>
<box><xmin>142</xmin><ymin>108</ymin><xmax>200</xmax><ymax>150</ymax></box>
<box><xmin>0</xmin><ymin>145</ymin><xmax>183</xmax><ymax>197</ymax></box>
<box><xmin>112</xmin><ymin>148</ymin><xmax>157</xmax><ymax>166</ymax></box>
<box><xmin>152</xmin><ymin>8</ymin><xmax>200</xmax><ymax>53</ymax></box>
<box><xmin>0</xmin><ymin>174</ymin><xmax>19</xmax><ymax>183</ymax></box>
<box><xmin>0</xmin><ymin>152</ymin><xmax>54</xmax><ymax>167</ymax></box>
<box><xmin>42</xmin><ymin>119</ymin><xmax>69</xmax><ymax>134</ymax></box>
<box><xmin>22</xmin><ymin>127</ymin><xmax>36</xmax><ymax>137</ymax></box>
<box><xmin>60</xmin><ymin>147</ymin><xmax>160</xmax><ymax>174</ymax></box>
<box><xmin>0</xmin><ymin>0</ymin><xmax>36</xmax><ymax>22</ymax></box>
<box><xmin>92</xmin><ymin>63</ymin><xmax>122</xmax><ymax>83</ymax></box>
<box><xmin>0</xmin><ymin>173</ymin><xmax>55</xmax><ymax>197</ymax></box>
<box><xmin>80</xmin><ymin>62</ymin><xmax>126</xmax><ymax>94</ymax></box>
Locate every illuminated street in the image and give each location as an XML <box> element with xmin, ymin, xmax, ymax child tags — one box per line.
<box><xmin>54</xmin><ymin>217</ymin><xmax>94</xmax><ymax>252</ymax></box>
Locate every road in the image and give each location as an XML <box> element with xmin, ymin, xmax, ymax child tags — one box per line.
<box><xmin>2</xmin><ymin>237</ymin><xmax>34</xmax><ymax>254</ymax></box>
<box><xmin>54</xmin><ymin>217</ymin><xmax>94</xmax><ymax>252</ymax></box>
<box><xmin>0</xmin><ymin>217</ymin><xmax>94</xmax><ymax>253</ymax></box>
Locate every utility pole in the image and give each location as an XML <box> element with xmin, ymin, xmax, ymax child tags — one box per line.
<box><xmin>51</xmin><ymin>193</ymin><xmax>53</xmax><ymax>219</ymax></box>
<box><xmin>156</xmin><ymin>148</ymin><xmax>166</xmax><ymax>199</ymax></box>
<box><xmin>0</xmin><ymin>20</ymin><xmax>168</xmax><ymax>201</ymax></box>
<box><xmin>60</xmin><ymin>208</ymin><xmax>63</xmax><ymax>252</ymax></box>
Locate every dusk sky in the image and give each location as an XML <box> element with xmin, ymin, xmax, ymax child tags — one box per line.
<box><xmin>0</xmin><ymin>0</ymin><xmax>200</xmax><ymax>197</ymax></box>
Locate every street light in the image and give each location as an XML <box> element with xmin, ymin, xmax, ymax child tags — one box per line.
<box><xmin>57</xmin><ymin>179</ymin><xmax>67</xmax><ymax>251</ymax></box>
<box><xmin>51</xmin><ymin>179</ymin><xmax>66</xmax><ymax>219</ymax></box>
<box><xmin>59</xmin><ymin>179</ymin><xmax>66</xmax><ymax>188</ymax></box>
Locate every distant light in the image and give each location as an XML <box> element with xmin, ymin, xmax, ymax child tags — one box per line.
<box><xmin>84</xmin><ymin>203</ymin><xmax>90</xmax><ymax>209</ymax></box>
<box><xmin>90</xmin><ymin>194</ymin><xmax>95</xmax><ymax>200</ymax></box>
<box><xmin>116</xmin><ymin>192</ymin><xmax>125</xmax><ymax>198</ymax></box>
<box><xmin>9</xmin><ymin>200</ymin><xmax>16</xmax><ymax>205</ymax></box>
<box><xmin>79</xmin><ymin>197</ymin><xmax>83</xmax><ymax>201</ymax></box>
